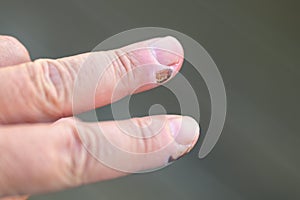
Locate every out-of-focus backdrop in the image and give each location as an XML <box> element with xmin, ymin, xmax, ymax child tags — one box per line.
<box><xmin>0</xmin><ymin>0</ymin><xmax>299</xmax><ymax>199</ymax></box>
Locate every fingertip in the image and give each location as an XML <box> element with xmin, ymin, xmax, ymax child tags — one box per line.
<box><xmin>169</xmin><ymin>115</ymin><xmax>200</xmax><ymax>146</ymax></box>
<box><xmin>150</xmin><ymin>36</ymin><xmax>184</xmax><ymax>72</ymax></box>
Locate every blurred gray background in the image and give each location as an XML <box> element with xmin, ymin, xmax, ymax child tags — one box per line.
<box><xmin>0</xmin><ymin>0</ymin><xmax>299</xmax><ymax>199</ymax></box>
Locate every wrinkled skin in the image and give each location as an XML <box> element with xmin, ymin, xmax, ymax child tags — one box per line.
<box><xmin>0</xmin><ymin>35</ymin><xmax>199</xmax><ymax>199</ymax></box>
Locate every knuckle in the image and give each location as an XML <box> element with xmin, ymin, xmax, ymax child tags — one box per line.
<box><xmin>28</xmin><ymin>59</ymin><xmax>72</xmax><ymax>119</ymax></box>
<box><xmin>54</xmin><ymin>118</ymin><xmax>87</xmax><ymax>186</ymax></box>
<box><xmin>147</xmin><ymin>118</ymin><xmax>173</xmax><ymax>152</ymax></box>
<box><xmin>133</xmin><ymin>118</ymin><xmax>152</xmax><ymax>153</ymax></box>
<box><xmin>130</xmin><ymin>117</ymin><xmax>165</xmax><ymax>153</ymax></box>
<box><xmin>108</xmin><ymin>49</ymin><xmax>137</xmax><ymax>94</ymax></box>
<box><xmin>110</xmin><ymin>49</ymin><xmax>135</xmax><ymax>81</ymax></box>
<box><xmin>114</xmin><ymin>49</ymin><xmax>135</xmax><ymax>74</ymax></box>
<box><xmin>1</xmin><ymin>35</ymin><xmax>29</xmax><ymax>58</ymax></box>
<box><xmin>1</xmin><ymin>35</ymin><xmax>19</xmax><ymax>44</ymax></box>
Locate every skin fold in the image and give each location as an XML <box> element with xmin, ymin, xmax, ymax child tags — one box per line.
<box><xmin>0</xmin><ymin>35</ymin><xmax>200</xmax><ymax>199</ymax></box>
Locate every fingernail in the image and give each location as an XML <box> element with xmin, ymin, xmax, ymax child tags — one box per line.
<box><xmin>169</xmin><ymin>116</ymin><xmax>200</xmax><ymax>145</ymax></box>
<box><xmin>168</xmin><ymin>116</ymin><xmax>200</xmax><ymax>163</ymax></box>
<box><xmin>156</xmin><ymin>68</ymin><xmax>173</xmax><ymax>83</ymax></box>
<box><xmin>150</xmin><ymin>36</ymin><xmax>183</xmax><ymax>67</ymax></box>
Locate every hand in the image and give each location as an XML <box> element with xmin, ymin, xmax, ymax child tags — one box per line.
<box><xmin>0</xmin><ymin>35</ymin><xmax>200</xmax><ymax>198</ymax></box>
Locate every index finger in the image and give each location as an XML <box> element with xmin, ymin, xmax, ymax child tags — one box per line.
<box><xmin>0</xmin><ymin>36</ymin><xmax>183</xmax><ymax>124</ymax></box>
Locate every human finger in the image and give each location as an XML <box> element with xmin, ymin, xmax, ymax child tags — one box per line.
<box><xmin>0</xmin><ymin>115</ymin><xmax>199</xmax><ymax>197</ymax></box>
<box><xmin>0</xmin><ymin>35</ymin><xmax>30</xmax><ymax>67</ymax></box>
<box><xmin>0</xmin><ymin>36</ymin><xmax>183</xmax><ymax>124</ymax></box>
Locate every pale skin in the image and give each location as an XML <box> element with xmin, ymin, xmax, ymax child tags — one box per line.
<box><xmin>0</xmin><ymin>35</ymin><xmax>200</xmax><ymax>199</ymax></box>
